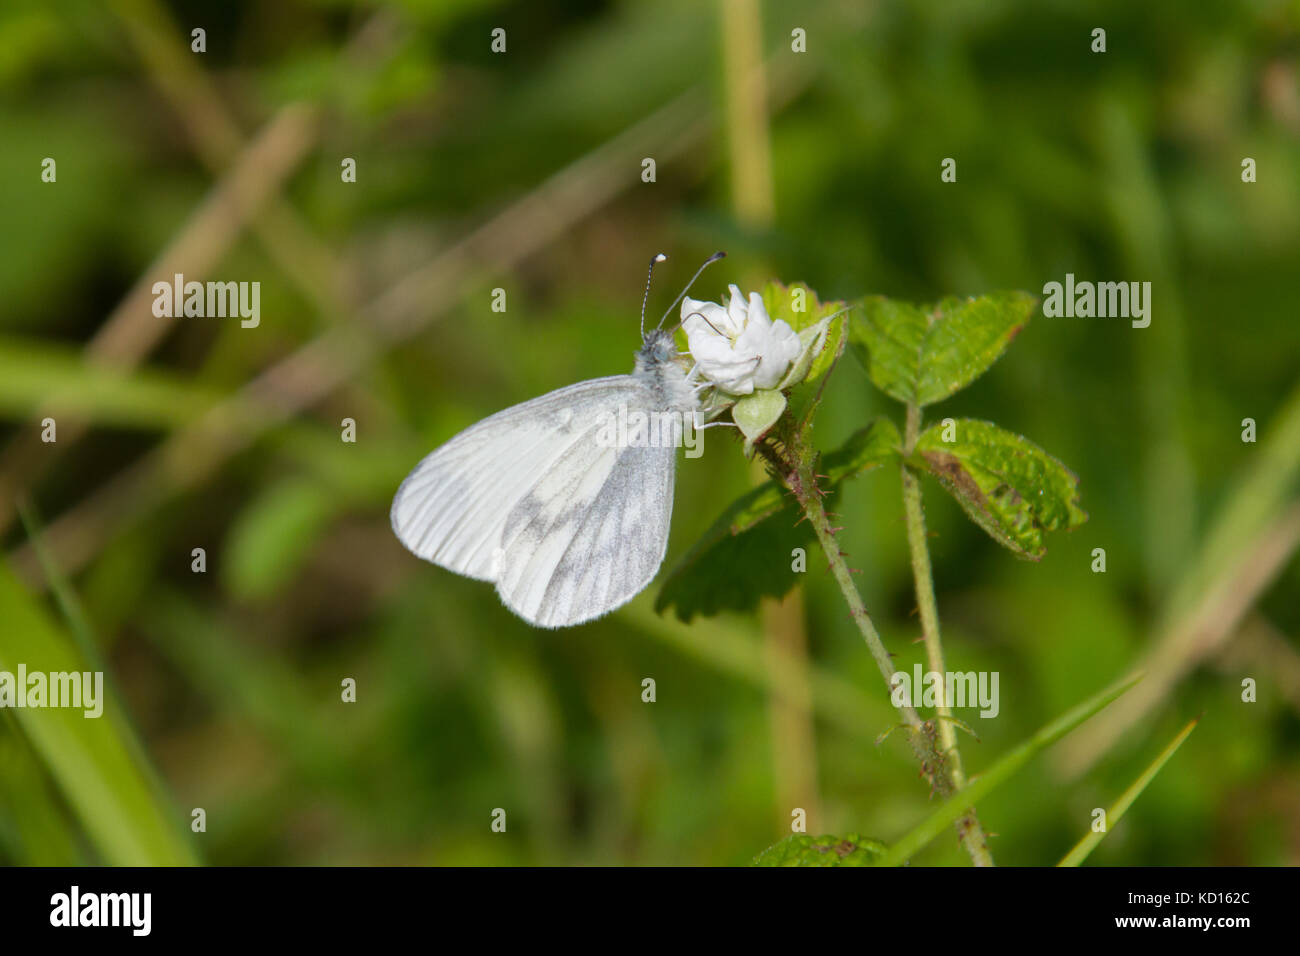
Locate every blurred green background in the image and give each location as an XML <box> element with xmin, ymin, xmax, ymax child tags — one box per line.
<box><xmin>1</xmin><ymin>0</ymin><xmax>1297</xmax><ymax>866</ymax></box>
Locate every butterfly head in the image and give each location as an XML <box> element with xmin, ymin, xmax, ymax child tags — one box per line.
<box><xmin>636</xmin><ymin>327</ymin><xmax>678</xmax><ymax>366</ymax></box>
<box><xmin>635</xmin><ymin>250</ymin><xmax>726</xmax><ymax>375</ymax></box>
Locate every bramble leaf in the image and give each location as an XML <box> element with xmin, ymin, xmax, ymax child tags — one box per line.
<box><xmin>777</xmin><ymin>317</ymin><xmax>832</xmax><ymax>391</ymax></box>
<box><xmin>822</xmin><ymin>416</ymin><xmax>903</xmax><ymax>483</ymax></box>
<box><xmin>655</xmin><ymin>417</ymin><xmax>900</xmax><ymax>621</ymax></box>
<box><xmin>849</xmin><ymin>292</ymin><xmax>1035</xmax><ymax>406</ymax></box>
<box><xmin>653</xmin><ymin>488</ymin><xmax>809</xmax><ymax>623</ymax></box>
<box><xmin>912</xmin><ymin>418</ymin><xmax>1086</xmax><ymax>560</ymax></box>
<box><xmin>763</xmin><ymin>282</ymin><xmax>850</xmax><ymax>434</ymax></box>
<box><xmin>754</xmin><ymin>833</ymin><xmax>888</xmax><ymax>866</ymax></box>
<box><xmin>760</xmin><ymin>280</ymin><xmax>847</xmax><ymax>388</ymax></box>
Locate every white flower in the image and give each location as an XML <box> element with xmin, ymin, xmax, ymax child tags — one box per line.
<box><xmin>681</xmin><ymin>285</ymin><xmax>801</xmax><ymax>394</ymax></box>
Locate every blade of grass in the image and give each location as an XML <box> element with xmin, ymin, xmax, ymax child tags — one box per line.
<box><xmin>17</xmin><ymin>501</ymin><xmax>107</xmax><ymax>671</ymax></box>
<box><xmin>0</xmin><ymin>336</ymin><xmax>223</xmax><ymax>429</ymax></box>
<box><xmin>1057</xmin><ymin>717</ymin><xmax>1199</xmax><ymax>867</ymax></box>
<box><xmin>0</xmin><ymin>552</ymin><xmax>198</xmax><ymax>864</ymax></box>
<box><xmin>0</xmin><ymin>718</ymin><xmax>85</xmax><ymax>865</ymax></box>
<box><xmin>874</xmin><ymin>671</ymin><xmax>1143</xmax><ymax>866</ymax></box>
<box><xmin>16</xmin><ymin>501</ymin><xmax>196</xmax><ymax>848</ymax></box>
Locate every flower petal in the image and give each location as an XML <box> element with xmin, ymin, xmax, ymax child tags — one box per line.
<box><xmin>746</xmin><ymin>292</ymin><xmax>772</xmax><ymax>330</ymax></box>
<box><xmin>726</xmin><ymin>284</ymin><xmax>748</xmax><ymax>332</ymax></box>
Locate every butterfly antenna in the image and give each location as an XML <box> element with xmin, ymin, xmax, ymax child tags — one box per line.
<box><xmin>640</xmin><ymin>253</ymin><xmax>668</xmax><ymax>339</ymax></box>
<box><xmin>682</xmin><ymin>308</ymin><xmax>726</xmax><ymax>337</ymax></box>
<box><xmin>656</xmin><ymin>251</ymin><xmax>726</xmax><ymax>330</ymax></box>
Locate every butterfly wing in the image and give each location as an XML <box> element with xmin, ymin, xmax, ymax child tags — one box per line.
<box><xmin>495</xmin><ymin>435</ymin><xmax>677</xmax><ymax>627</ymax></box>
<box><xmin>390</xmin><ymin>375</ymin><xmax>635</xmax><ymax>581</ymax></box>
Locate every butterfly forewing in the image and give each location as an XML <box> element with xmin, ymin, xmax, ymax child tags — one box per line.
<box><xmin>390</xmin><ymin>376</ymin><xmax>631</xmax><ymax>579</ymax></box>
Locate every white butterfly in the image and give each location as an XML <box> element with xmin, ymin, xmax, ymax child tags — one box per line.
<box><xmin>390</xmin><ymin>254</ymin><xmax>726</xmax><ymax>628</ymax></box>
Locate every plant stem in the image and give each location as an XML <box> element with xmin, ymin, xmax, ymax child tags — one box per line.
<box><xmin>902</xmin><ymin>404</ymin><xmax>962</xmax><ymax>783</ymax></box>
<box><xmin>785</xmin><ymin>448</ymin><xmax>993</xmax><ymax>865</ymax></box>
<box><xmin>900</xmin><ymin>403</ymin><xmax>993</xmax><ymax>865</ymax></box>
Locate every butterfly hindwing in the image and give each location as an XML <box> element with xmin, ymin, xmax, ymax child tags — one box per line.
<box><xmin>496</xmin><ymin>437</ymin><xmax>677</xmax><ymax>627</ymax></box>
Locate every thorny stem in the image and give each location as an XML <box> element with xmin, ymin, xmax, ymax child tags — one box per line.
<box><xmin>772</xmin><ymin>439</ymin><xmax>992</xmax><ymax>866</ymax></box>
<box><xmin>900</xmin><ymin>402</ymin><xmax>994</xmax><ymax>866</ymax></box>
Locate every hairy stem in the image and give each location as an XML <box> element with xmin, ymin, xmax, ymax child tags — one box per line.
<box><xmin>900</xmin><ymin>403</ymin><xmax>993</xmax><ymax>865</ymax></box>
<box><xmin>781</xmin><ymin>444</ymin><xmax>992</xmax><ymax>866</ymax></box>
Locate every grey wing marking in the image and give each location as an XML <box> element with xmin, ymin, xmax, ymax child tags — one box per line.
<box><xmin>496</xmin><ymin>439</ymin><xmax>678</xmax><ymax>628</ymax></box>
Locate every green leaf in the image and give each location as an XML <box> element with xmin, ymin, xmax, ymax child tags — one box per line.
<box><xmin>762</xmin><ymin>281</ymin><xmax>851</xmax><ymax>433</ymax></box>
<box><xmin>655</xmin><ymin>417</ymin><xmax>900</xmax><ymax>621</ymax></box>
<box><xmin>732</xmin><ymin>388</ymin><xmax>787</xmax><ymax>457</ymax></box>
<box><xmin>0</xmin><ymin>559</ymin><xmax>198</xmax><ymax>865</ymax></box>
<box><xmin>754</xmin><ymin>833</ymin><xmax>887</xmax><ymax>866</ymax></box>
<box><xmin>874</xmin><ymin>672</ymin><xmax>1143</xmax><ymax>866</ymax></box>
<box><xmin>777</xmin><ymin>317</ymin><xmax>831</xmax><ymax>391</ymax></box>
<box><xmin>1057</xmin><ymin>717</ymin><xmax>1198</xmax><ymax>867</ymax></box>
<box><xmin>913</xmin><ymin>418</ymin><xmax>1086</xmax><ymax>560</ymax></box>
<box><xmin>823</xmin><ymin>416</ymin><xmax>903</xmax><ymax>483</ymax></box>
<box><xmin>849</xmin><ymin>292</ymin><xmax>1035</xmax><ymax>406</ymax></box>
<box><xmin>654</xmin><ymin>488</ymin><xmax>810</xmax><ymax>623</ymax></box>
<box><xmin>760</xmin><ymin>280</ymin><xmax>847</xmax><ymax>387</ymax></box>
